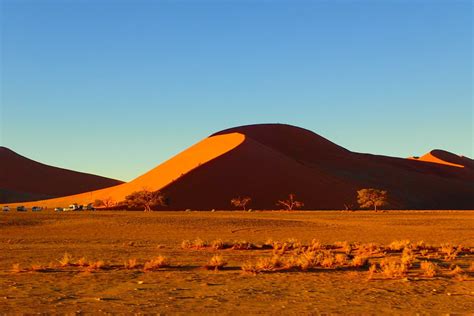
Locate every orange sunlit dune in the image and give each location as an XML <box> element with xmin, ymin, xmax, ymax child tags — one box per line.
<box><xmin>3</xmin><ymin>132</ymin><xmax>244</xmax><ymax>208</ymax></box>
<box><xmin>409</xmin><ymin>149</ymin><xmax>474</xmax><ymax>169</ymax></box>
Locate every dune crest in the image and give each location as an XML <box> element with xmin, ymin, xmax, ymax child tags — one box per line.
<box><xmin>409</xmin><ymin>149</ymin><xmax>473</xmax><ymax>169</ymax></box>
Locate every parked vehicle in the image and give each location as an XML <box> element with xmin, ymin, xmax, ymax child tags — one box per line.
<box><xmin>2</xmin><ymin>206</ymin><xmax>9</xmax><ymax>212</ymax></box>
<box><xmin>69</xmin><ymin>204</ymin><xmax>81</xmax><ymax>211</ymax></box>
<box><xmin>32</xmin><ymin>206</ymin><xmax>43</xmax><ymax>212</ymax></box>
<box><xmin>16</xmin><ymin>206</ymin><xmax>27</xmax><ymax>212</ymax></box>
<box><xmin>84</xmin><ymin>203</ymin><xmax>95</xmax><ymax>211</ymax></box>
<box><xmin>54</xmin><ymin>207</ymin><xmax>63</xmax><ymax>212</ymax></box>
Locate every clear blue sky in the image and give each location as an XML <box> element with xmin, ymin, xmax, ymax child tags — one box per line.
<box><xmin>1</xmin><ymin>0</ymin><xmax>472</xmax><ymax>181</ymax></box>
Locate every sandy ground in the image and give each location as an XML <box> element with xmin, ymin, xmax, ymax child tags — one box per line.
<box><xmin>1</xmin><ymin>210</ymin><xmax>473</xmax><ymax>314</ymax></box>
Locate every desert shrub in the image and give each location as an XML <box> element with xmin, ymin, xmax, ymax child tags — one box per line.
<box><xmin>143</xmin><ymin>256</ymin><xmax>169</xmax><ymax>271</ymax></box>
<box><xmin>205</xmin><ymin>255</ymin><xmax>227</xmax><ymax>270</ymax></box>
<box><xmin>357</xmin><ymin>188</ymin><xmax>388</xmax><ymax>211</ymax></box>
<box><xmin>420</xmin><ymin>261</ymin><xmax>437</xmax><ymax>277</ymax></box>
<box><xmin>276</xmin><ymin>193</ymin><xmax>304</xmax><ymax>211</ymax></box>
<box><xmin>230</xmin><ymin>196</ymin><xmax>252</xmax><ymax>211</ymax></box>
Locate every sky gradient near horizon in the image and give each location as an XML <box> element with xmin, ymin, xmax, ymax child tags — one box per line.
<box><xmin>1</xmin><ymin>0</ymin><xmax>472</xmax><ymax>181</ymax></box>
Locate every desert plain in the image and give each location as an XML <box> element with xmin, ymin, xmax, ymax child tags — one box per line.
<box><xmin>1</xmin><ymin>210</ymin><xmax>473</xmax><ymax>314</ymax></box>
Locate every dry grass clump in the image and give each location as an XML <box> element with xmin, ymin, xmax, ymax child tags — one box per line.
<box><xmin>389</xmin><ymin>240</ymin><xmax>411</xmax><ymax>251</ymax></box>
<box><xmin>124</xmin><ymin>258</ymin><xmax>138</xmax><ymax>269</ymax></box>
<box><xmin>77</xmin><ymin>257</ymin><xmax>89</xmax><ymax>267</ymax></box>
<box><xmin>420</xmin><ymin>261</ymin><xmax>438</xmax><ymax>277</ymax></box>
<box><xmin>181</xmin><ymin>238</ymin><xmax>208</xmax><ymax>249</ymax></box>
<box><xmin>210</xmin><ymin>239</ymin><xmax>226</xmax><ymax>250</ymax></box>
<box><xmin>334</xmin><ymin>241</ymin><xmax>352</xmax><ymax>254</ymax></box>
<box><xmin>241</xmin><ymin>256</ymin><xmax>284</xmax><ymax>274</ymax></box>
<box><xmin>59</xmin><ymin>253</ymin><xmax>73</xmax><ymax>267</ymax></box>
<box><xmin>380</xmin><ymin>258</ymin><xmax>408</xmax><ymax>279</ymax></box>
<box><xmin>11</xmin><ymin>263</ymin><xmax>22</xmax><ymax>273</ymax></box>
<box><xmin>401</xmin><ymin>247</ymin><xmax>415</xmax><ymax>267</ymax></box>
<box><xmin>143</xmin><ymin>256</ymin><xmax>169</xmax><ymax>271</ymax></box>
<box><xmin>440</xmin><ymin>243</ymin><xmax>460</xmax><ymax>261</ymax></box>
<box><xmin>355</xmin><ymin>243</ymin><xmax>381</xmax><ymax>256</ymax></box>
<box><xmin>204</xmin><ymin>255</ymin><xmax>227</xmax><ymax>270</ymax></box>
<box><xmin>367</xmin><ymin>263</ymin><xmax>377</xmax><ymax>279</ymax></box>
<box><xmin>86</xmin><ymin>260</ymin><xmax>105</xmax><ymax>271</ymax></box>
<box><xmin>351</xmin><ymin>255</ymin><xmax>369</xmax><ymax>268</ymax></box>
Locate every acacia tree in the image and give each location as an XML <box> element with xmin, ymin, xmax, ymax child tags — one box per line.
<box><xmin>277</xmin><ymin>193</ymin><xmax>304</xmax><ymax>211</ymax></box>
<box><xmin>125</xmin><ymin>190</ymin><xmax>168</xmax><ymax>211</ymax></box>
<box><xmin>357</xmin><ymin>188</ymin><xmax>388</xmax><ymax>211</ymax></box>
<box><xmin>93</xmin><ymin>197</ymin><xmax>115</xmax><ymax>208</ymax></box>
<box><xmin>230</xmin><ymin>196</ymin><xmax>252</xmax><ymax>211</ymax></box>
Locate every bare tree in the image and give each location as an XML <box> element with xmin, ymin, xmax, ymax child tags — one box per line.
<box><xmin>357</xmin><ymin>188</ymin><xmax>388</xmax><ymax>211</ymax></box>
<box><xmin>125</xmin><ymin>190</ymin><xmax>168</xmax><ymax>211</ymax></box>
<box><xmin>277</xmin><ymin>193</ymin><xmax>304</xmax><ymax>211</ymax></box>
<box><xmin>230</xmin><ymin>196</ymin><xmax>252</xmax><ymax>211</ymax></box>
<box><xmin>93</xmin><ymin>197</ymin><xmax>115</xmax><ymax>209</ymax></box>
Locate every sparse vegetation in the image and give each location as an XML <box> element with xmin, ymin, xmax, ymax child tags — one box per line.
<box><xmin>143</xmin><ymin>256</ymin><xmax>169</xmax><ymax>271</ymax></box>
<box><xmin>125</xmin><ymin>190</ymin><xmax>168</xmax><ymax>211</ymax></box>
<box><xmin>205</xmin><ymin>255</ymin><xmax>227</xmax><ymax>270</ymax></box>
<box><xmin>230</xmin><ymin>196</ymin><xmax>252</xmax><ymax>211</ymax></box>
<box><xmin>276</xmin><ymin>193</ymin><xmax>304</xmax><ymax>211</ymax></box>
<box><xmin>357</xmin><ymin>188</ymin><xmax>388</xmax><ymax>211</ymax></box>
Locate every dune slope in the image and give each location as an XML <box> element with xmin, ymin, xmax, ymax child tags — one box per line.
<box><xmin>0</xmin><ymin>147</ymin><xmax>123</xmax><ymax>203</ymax></box>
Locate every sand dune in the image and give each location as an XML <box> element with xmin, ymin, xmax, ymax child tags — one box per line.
<box><xmin>0</xmin><ymin>147</ymin><xmax>123</xmax><ymax>203</ymax></box>
<box><xmin>409</xmin><ymin>149</ymin><xmax>474</xmax><ymax>169</ymax></box>
<box><xmin>2</xmin><ymin>124</ymin><xmax>473</xmax><ymax>209</ymax></box>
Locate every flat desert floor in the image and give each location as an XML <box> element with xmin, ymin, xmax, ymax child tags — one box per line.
<box><xmin>1</xmin><ymin>210</ymin><xmax>473</xmax><ymax>314</ymax></box>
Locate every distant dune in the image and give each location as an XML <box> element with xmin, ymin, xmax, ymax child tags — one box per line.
<box><xmin>2</xmin><ymin>124</ymin><xmax>473</xmax><ymax>209</ymax></box>
<box><xmin>0</xmin><ymin>147</ymin><xmax>123</xmax><ymax>203</ymax></box>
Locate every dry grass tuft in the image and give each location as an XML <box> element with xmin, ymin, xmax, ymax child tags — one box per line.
<box><xmin>351</xmin><ymin>255</ymin><xmax>369</xmax><ymax>268</ymax></box>
<box><xmin>11</xmin><ymin>263</ymin><xmax>22</xmax><ymax>273</ymax></box>
<box><xmin>143</xmin><ymin>256</ymin><xmax>169</xmax><ymax>271</ymax></box>
<box><xmin>380</xmin><ymin>258</ymin><xmax>408</xmax><ymax>279</ymax></box>
<box><xmin>59</xmin><ymin>253</ymin><xmax>73</xmax><ymax>267</ymax></box>
<box><xmin>389</xmin><ymin>240</ymin><xmax>411</xmax><ymax>251</ymax></box>
<box><xmin>30</xmin><ymin>263</ymin><xmax>46</xmax><ymax>272</ymax></box>
<box><xmin>205</xmin><ymin>255</ymin><xmax>227</xmax><ymax>270</ymax></box>
<box><xmin>124</xmin><ymin>258</ymin><xmax>138</xmax><ymax>269</ymax></box>
<box><xmin>77</xmin><ymin>257</ymin><xmax>88</xmax><ymax>267</ymax></box>
<box><xmin>86</xmin><ymin>260</ymin><xmax>105</xmax><ymax>271</ymax></box>
<box><xmin>210</xmin><ymin>239</ymin><xmax>225</xmax><ymax>250</ymax></box>
<box><xmin>181</xmin><ymin>238</ymin><xmax>207</xmax><ymax>249</ymax></box>
<box><xmin>440</xmin><ymin>243</ymin><xmax>460</xmax><ymax>261</ymax></box>
<box><xmin>420</xmin><ymin>261</ymin><xmax>437</xmax><ymax>277</ymax></box>
<box><xmin>367</xmin><ymin>263</ymin><xmax>377</xmax><ymax>279</ymax></box>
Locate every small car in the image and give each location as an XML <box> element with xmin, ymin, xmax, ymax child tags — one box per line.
<box><xmin>16</xmin><ymin>206</ymin><xmax>27</xmax><ymax>212</ymax></box>
<box><xmin>54</xmin><ymin>207</ymin><xmax>63</xmax><ymax>212</ymax></box>
<box><xmin>32</xmin><ymin>206</ymin><xmax>42</xmax><ymax>212</ymax></box>
<box><xmin>2</xmin><ymin>206</ymin><xmax>10</xmax><ymax>212</ymax></box>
